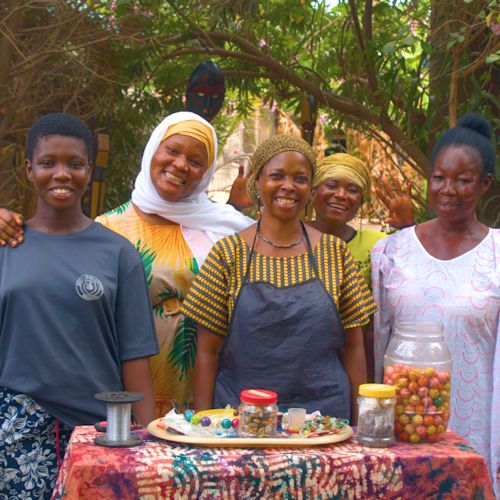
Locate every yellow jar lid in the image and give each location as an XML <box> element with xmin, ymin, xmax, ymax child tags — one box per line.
<box><xmin>359</xmin><ymin>383</ymin><xmax>396</xmax><ymax>398</ymax></box>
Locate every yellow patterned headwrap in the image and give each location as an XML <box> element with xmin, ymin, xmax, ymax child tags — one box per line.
<box><xmin>161</xmin><ymin>120</ymin><xmax>215</xmax><ymax>165</ymax></box>
<box><xmin>313</xmin><ymin>153</ymin><xmax>371</xmax><ymax>197</ymax></box>
<box><xmin>247</xmin><ymin>134</ymin><xmax>316</xmax><ymax>205</ymax></box>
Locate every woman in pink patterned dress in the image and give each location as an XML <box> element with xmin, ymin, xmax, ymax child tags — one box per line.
<box><xmin>371</xmin><ymin>113</ymin><xmax>499</xmax><ymax>496</ymax></box>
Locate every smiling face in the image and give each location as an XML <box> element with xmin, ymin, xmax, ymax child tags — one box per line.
<box><xmin>312</xmin><ymin>177</ymin><xmax>363</xmax><ymax>228</ymax></box>
<box><xmin>26</xmin><ymin>134</ymin><xmax>91</xmax><ymax>214</ymax></box>
<box><xmin>429</xmin><ymin>146</ymin><xmax>492</xmax><ymax>223</ymax></box>
<box><xmin>150</xmin><ymin>134</ymin><xmax>209</xmax><ymax>202</ymax></box>
<box><xmin>255</xmin><ymin>151</ymin><xmax>313</xmax><ymax>222</ymax></box>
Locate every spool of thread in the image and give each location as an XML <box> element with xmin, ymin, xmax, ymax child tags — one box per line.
<box><xmin>94</xmin><ymin>391</ymin><xmax>143</xmax><ymax>447</ymax></box>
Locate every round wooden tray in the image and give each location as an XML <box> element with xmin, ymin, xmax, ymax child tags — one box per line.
<box><xmin>147</xmin><ymin>418</ymin><xmax>353</xmax><ymax>448</ymax></box>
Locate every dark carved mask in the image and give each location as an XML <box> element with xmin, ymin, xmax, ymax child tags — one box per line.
<box><xmin>186</xmin><ymin>60</ymin><xmax>225</xmax><ymax>122</ymax></box>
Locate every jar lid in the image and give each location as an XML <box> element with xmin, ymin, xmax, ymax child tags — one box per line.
<box><xmin>359</xmin><ymin>383</ymin><xmax>396</xmax><ymax>398</ymax></box>
<box><xmin>240</xmin><ymin>389</ymin><xmax>278</xmax><ymax>405</ymax></box>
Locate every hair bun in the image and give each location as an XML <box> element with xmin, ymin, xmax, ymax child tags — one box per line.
<box><xmin>456</xmin><ymin>113</ymin><xmax>492</xmax><ymax>140</ymax></box>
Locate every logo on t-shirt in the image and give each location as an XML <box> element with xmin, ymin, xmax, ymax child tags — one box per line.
<box><xmin>75</xmin><ymin>274</ymin><xmax>104</xmax><ymax>301</ymax></box>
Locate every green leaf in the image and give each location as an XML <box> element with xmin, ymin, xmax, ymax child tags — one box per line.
<box><xmin>166</xmin><ymin>316</ymin><xmax>197</xmax><ymax>381</ymax></box>
<box><xmin>102</xmin><ymin>200</ymin><xmax>131</xmax><ymax>216</ymax></box>
<box><xmin>158</xmin><ymin>286</ymin><xmax>182</xmax><ymax>301</ymax></box>
<box><xmin>135</xmin><ymin>240</ymin><xmax>157</xmax><ymax>285</ymax></box>
<box><xmin>485</xmin><ymin>53</ymin><xmax>500</xmax><ymax>64</ymax></box>
<box><xmin>421</xmin><ymin>41</ymin><xmax>432</xmax><ymax>54</ymax></box>
<box><xmin>383</xmin><ymin>42</ymin><xmax>397</xmax><ymax>54</ymax></box>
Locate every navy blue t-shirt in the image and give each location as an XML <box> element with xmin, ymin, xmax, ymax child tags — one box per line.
<box><xmin>0</xmin><ymin>221</ymin><xmax>158</xmax><ymax>426</ymax></box>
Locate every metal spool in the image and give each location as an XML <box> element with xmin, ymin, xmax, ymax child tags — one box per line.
<box><xmin>94</xmin><ymin>391</ymin><xmax>144</xmax><ymax>448</ymax></box>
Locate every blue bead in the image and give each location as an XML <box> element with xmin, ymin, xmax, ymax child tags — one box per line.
<box><xmin>221</xmin><ymin>418</ymin><xmax>232</xmax><ymax>429</ymax></box>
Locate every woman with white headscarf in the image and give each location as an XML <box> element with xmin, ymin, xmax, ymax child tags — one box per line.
<box><xmin>95</xmin><ymin>112</ymin><xmax>253</xmax><ymax>416</ymax></box>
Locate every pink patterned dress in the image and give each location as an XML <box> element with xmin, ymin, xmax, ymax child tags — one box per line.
<box><xmin>371</xmin><ymin>227</ymin><xmax>500</xmax><ymax>496</ymax></box>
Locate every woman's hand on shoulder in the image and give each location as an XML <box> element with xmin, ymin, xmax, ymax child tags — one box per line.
<box><xmin>0</xmin><ymin>209</ymin><xmax>24</xmax><ymax>247</ymax></box>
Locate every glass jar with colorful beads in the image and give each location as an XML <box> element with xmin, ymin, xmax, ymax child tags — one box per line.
<box><xmin>238</xmin><ymin>389</ymin><xmax>278</xmax><ymax>438</ymax></box>
<box><xmin>383</xmin><ymin>321</ymin><xmax>452</xmax><ymax>444</ymax></box>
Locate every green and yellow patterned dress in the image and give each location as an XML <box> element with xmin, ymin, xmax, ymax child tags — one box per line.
<box><xmin>97</xmin><ymin>201</ymin><xmax>201</xmax><ymax>417</ymax></box>
<box><xmin>346</xmin><ymin>229</ymin><xmax>387</xmax><ymax>288</ymax></box>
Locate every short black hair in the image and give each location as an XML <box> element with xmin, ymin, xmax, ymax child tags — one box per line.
<box><xmin>430</xmin><ymin>113</ymin><xmax>495</xmax><ymax>176</ymax></box>
<box><xmin>27</xmin><ymin>113</ymin><xmax>93</xmax><ymax>161</ymax></box>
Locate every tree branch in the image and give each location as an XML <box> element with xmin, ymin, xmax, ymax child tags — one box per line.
<box><xmin>164</xmin><ymin>31</ymin><xmax>428</xmax><ymax>173</ymax></box>
<box><xmin>346</xmin><ymin>0</ymin><xmax>378</xmax><ymax>95</ymax></box>
<box><xmin>363</xmin><ymin>0</ymin><xmax>372</xmax><ymax>43</ymax></box>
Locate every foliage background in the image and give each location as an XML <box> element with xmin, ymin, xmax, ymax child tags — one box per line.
<box><xmin>1</xmin><ymin>0</ymin><xmax>498</xmax><ymax>224</ymax></box>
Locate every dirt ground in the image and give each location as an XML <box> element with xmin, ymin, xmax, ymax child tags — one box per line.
<box><xmin>352</xmin><ymin>218</ymin><xmax>385</xmax><ymax>232</ymax></box>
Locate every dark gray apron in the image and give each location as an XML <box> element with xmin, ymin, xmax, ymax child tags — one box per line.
<box><xmin>214</xmin><ymin>223</ymin><xmax>350</xmax><ymax>419</ymax></box>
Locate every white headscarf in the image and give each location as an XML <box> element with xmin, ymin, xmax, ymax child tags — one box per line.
<box><xmin>131</xmin><ymin>112</ymin><xmax>253</xmax><ymax>262</ymax></box>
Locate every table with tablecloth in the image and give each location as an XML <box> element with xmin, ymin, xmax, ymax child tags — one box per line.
<box><xmin>53</xmin><ymin>426</ymin><xmax>494</xmax><ymax>499</ymax></box>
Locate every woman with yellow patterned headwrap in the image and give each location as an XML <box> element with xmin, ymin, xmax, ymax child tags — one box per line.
<box><xmin>310</xmin><ymin>153</ymin><xmax>386</xmax><ymax>288</ymax></box>
<box><xmin>309</xmin><ymin>153</ymin><xmax>385</xmax><ymax>382</ymax></box>
<box><xmin>181</xmin><ymin>135</ymin><xmax>377</xmax><ymax>423</ymax></box>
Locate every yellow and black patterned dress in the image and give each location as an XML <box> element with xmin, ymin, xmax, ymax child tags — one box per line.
<box><xmin>181</xmin><ymin>232</ymin><xmax>377</xmax><ymax>338</ymax></box>
<box><xmin>97</xmin><ymin>201</ymin><xmax>200</xmax><ymax>417</ymax></box>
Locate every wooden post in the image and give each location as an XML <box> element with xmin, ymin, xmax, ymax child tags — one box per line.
<box><xmin>300</xmin><ymin>95</ymin><xmax>317</xmax><ymax>146</ymax></box>
<box><xmin>86</xmin><ymin>132</ymin><xmax>109</xmax><ymax>218</ymax></box>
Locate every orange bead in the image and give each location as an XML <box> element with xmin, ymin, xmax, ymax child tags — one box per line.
<box><xmin>399</xmin><ymin>431</ymin><xmax>409</xmax><ymax>442</ymax></box>
<box><xmin>433</xmin><ymin>416</ymin><xmax>443</xmax><ymax>426</ymax></box>
<box><xmin>408</xmin><ymin>382</ymin><xmax>419</xmax><ymax>393</ymax></box>
<box><xmin>423</xmin><ymin>416</ymin><xmax>434</xmax><ymax>427</ymax></box>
